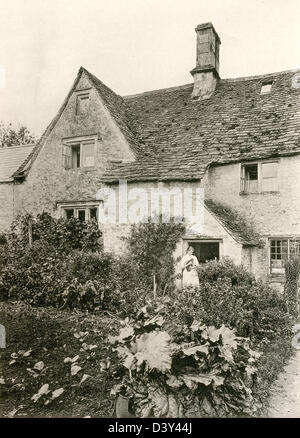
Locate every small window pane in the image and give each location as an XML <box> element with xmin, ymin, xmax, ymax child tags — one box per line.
<box><xmin>243</xmin><ymin>164</ymin><xmax>258</xmax><ymax>192</ymax></box>
<box><xmin>90</xmin><ymin>208</ymin><xmax>98</xmax><ymax>220</ymax></box>
<box><xmin>72</xmin><ymin>144</ymin><xmax>80</xmax><ymax>168</ymax></box>
<box><xmin>245</xmin><ymin>164</ymin><xmax>258</xmax><ymax>180</ymax></box>
<box><xmin>78</xmin><ymin>210</ymin><xmax>86</xmax><ymax>221</ymax></box>
<box><xmin>65</xmin><ymin>209</ymin><xmax>74</xmax><ymax>219</ymax></box>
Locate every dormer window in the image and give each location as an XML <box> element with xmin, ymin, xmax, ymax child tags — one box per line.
<box><xmin>260</xmin><ymin>81</ymin><xmax>273</xmax><ymax>94</ymax></box>
<box><xmin>62</xmin><ymin>136</ymin><xmax>96</xmax><ymax>170</ymax></box>
<box><xmin>76</xmin><ymin>92</ymin><xmax>90</xmax><ymax>115</ymax></box>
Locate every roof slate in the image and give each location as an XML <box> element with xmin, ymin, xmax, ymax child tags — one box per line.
<box><xmin>204</xmin><ymin>199</ymin><xmax>263</xmax><ymax>246</ymax></box>
<box><xmin>0</xmin><ymin>145</ymin><xmax>35</xmax><ymax>182</ymax></box>
<box><xmin>100</xmin><ymin>68</ymin><xmax>300</xmax><ymax>182</ymax></box>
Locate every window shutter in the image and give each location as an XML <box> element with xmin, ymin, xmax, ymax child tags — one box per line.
<box><xmin>81</xmin><ymin>141</ymin><xmax>95</xmax><ymax>167</ymax></box>
<box><xmin>262</xmin><ymin>162</ymin><xmax>278</xmax><ymax>192</ymax></box>
<box><xmin>62</xmin><ymin>144</ymin><xmax>72</xmax><ymax>169</ymax></box>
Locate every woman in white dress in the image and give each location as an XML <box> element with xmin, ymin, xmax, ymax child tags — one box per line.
<box><xmin>181</xmin><ymin>246</ymin><xmax>200</xmax><ymax>288</ymax></box>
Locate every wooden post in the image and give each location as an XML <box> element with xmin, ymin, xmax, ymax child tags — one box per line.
<box><xmin>28</xmin><ymin>218</ymin><xmax>33</xmax><ymax>248</ymax></box>
<box><xmin>153</xmin><ymin>273</ymin><xmax>157</xmax><ymax>299</ymax></box>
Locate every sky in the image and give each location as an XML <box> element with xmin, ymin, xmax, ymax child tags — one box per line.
<box><xmin>0</xmin><ymin>0</ymin><xmax>300</xmax><ymax>136</ymax></box>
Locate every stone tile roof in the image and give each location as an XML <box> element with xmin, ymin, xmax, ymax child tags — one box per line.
<box><xmin>205</xmin><ymin>199</ymin><xmax>263</xmax><ymax>246</ymax></box>
<box><xmin>101</xmin><ymin>68</ymin><xmax>300</xmax><ymax>182</ymax></box>
<box><xmin>0</xmin><ymin>145</ymin><xmax>35</xmax><ymax>182</ymax></box>
<box><xmin>83</xmin><ymin>68</ymin><xmax>140</xmax><ymax>156</ymax></box>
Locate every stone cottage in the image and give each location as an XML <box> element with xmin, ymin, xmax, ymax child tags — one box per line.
<box><xmin>1</xmin><ymin>22</ymin><xmax>300</xmax><ymax>291</ymax></box>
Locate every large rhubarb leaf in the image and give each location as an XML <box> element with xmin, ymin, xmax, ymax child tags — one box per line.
<box><xmin>135</xmin><ymin>331</ymin><xmax>172</xmax><ymax>372</ymax></box>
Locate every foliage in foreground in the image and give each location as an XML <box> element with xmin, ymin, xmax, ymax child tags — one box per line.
<box><xmin>0</xmin><ymin>301</ymin><xmax>119</xmax><ymax>418</ymax></box>
<box><xmin>125</xmin><ymin>217</ymin><xmax>185</xmax><ymax>294</ymax></box>
<box><xmin>284</xmin><ymin>256</ymin><xmax>300</xmax><ymax>316</ymax></box>
<box><xmin>108</xmin><ymin>299</ymin><xmax>262</xmax><ymax>418</ymax></box>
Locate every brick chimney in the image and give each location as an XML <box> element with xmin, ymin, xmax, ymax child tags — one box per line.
<box><xmin>190</xmin><ymin>23</ymin><xmax>221</xmax><ymax>99</ymax></box>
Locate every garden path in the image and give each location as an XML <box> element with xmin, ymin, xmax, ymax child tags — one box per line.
<box><xmin>267</xmin><ymin>350</ymin><xmax>300</xmax><ymax>417</ymax></box>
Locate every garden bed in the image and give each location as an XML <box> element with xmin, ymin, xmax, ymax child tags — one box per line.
<box><xmin>0</xmin><ymin>301</ymin><xmax>120</xmax><ymax>418</ymax></box>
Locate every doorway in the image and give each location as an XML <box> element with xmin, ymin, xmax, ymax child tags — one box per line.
<box><xmin>188</xmin><ymin>241</ymin><xmax>220</xmax><ymax>264</ymax></box>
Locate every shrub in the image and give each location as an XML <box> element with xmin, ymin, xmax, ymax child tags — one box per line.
<box><xmin>173</xmin><ymin>260</ymin><xmax>290</xmax><ymax>344</ymax></box>
<box><xmin>9</xmin><ymin>212</ymin><xmax>102</xmax><ymax>253</ymax></box>
<box><xmin>284</xmin><ymin>256</ymin><xmax>300</xmax><ymax>316</ymax></box>
<box><xmin>197</xmin><ymin>257</ymin><xmax>254</xmax><ymax>285</ymax></box>
<box><xmin>0</xmin><ymin>213</ymin><xmax>109</xmax><ymax>309</ymax></box>
<box><xmin>107</xmin><ymin>299</ymin><xmax>261</xmax><ymax>417</ymax></box>
<box><xmin>125</xmin><ymin>216</ymin><xmax>185</xmax><ymax>293</ymax></box>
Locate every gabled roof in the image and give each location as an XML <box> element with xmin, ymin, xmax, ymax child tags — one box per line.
<box><xmin>0</xmin><ymin>145</ymin><xmax>35</xmax><ymax>182</ymax></box>
<box><xmin>82</xmin><ymin>68</ymin><xmax>140</xmax><ymax>155</ymax></box>
<box><xmin>15</xmin><ymin>66</ymin><xmax>138</xmax><ymax>179</ymax></box>
<box><xmin>204</xmin><ymin>199</ymin><xmax>263</xmax><ymax>246</ymax></box>
<box><xmin>101</xmin><ymin>68</ymin><xmax>300</xmax><ymax>182</ymax></box>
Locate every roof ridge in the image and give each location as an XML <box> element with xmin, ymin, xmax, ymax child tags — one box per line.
<box><xmin>123</xmin><ymin>67</ymin><xmax>300</xmax><ymax>99</ymax></box>
<box><xmin>221</xmin><ymin>67</ymin><xmax>300</xmax><ymax>82</ymax></box>
<box><xmin>123</xmin><ymin>83</ymin><xmax>193</xmax><ymax>99</ymax></box>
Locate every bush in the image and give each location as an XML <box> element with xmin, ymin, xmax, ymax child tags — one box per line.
<box><xmin>125</xmin><ymin>216</ymin><xmax>185</xmax><ymax>293</ymax></box>
<box><xmin>284</xmin><ymin>256</ymin><xmax>300</xmax><ymax>316</ymax></box>
<box><xmin>0</xmin><ymin>213</ymin><xmax>113</xmax><ymax>309</ymax></box>
<box><xmin>9</xmin><ymin>212</ymin><xmax>102</xmax><ymax>253</ymax></box>
<box><xmin>107</xmin><ymin>299</ymin><xmax>261</xmax><ymax>417</ymax></box>
<box><xmin>173</xmin><ymin>259</ymin><xmax>290</xmax><ymax>344</ymax></box>
<box><xmin>197</xmin><ymin>257</ymin><xmax>254</xmax><ymax>285</ymax></box>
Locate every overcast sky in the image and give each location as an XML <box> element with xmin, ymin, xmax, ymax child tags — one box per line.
<box><xmin>0</xmin><ymin>0</ymin><xmax>300</xmax><ymax>136</ymax></box>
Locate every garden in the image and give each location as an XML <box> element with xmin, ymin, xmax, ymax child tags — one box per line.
<box><xmin>0</xmin><ymin>213</ymin><xmax>298</xmax><ymax>417</ymax></box>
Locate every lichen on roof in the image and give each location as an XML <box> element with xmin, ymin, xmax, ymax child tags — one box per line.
<box><xmin>205</xmin><ymin>199</ymin><xmax>264</xmax><ymax>246</ymax></box>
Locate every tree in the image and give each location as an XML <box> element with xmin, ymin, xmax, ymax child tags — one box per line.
<box><xmin>0</xmin><ymin>121</ymin><xmax>36</xmax><ymax>147</ymax></box>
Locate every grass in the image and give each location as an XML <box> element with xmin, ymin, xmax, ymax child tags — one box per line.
<box><xmin>0</xmin><ymin>301</ymin><xmax>120</xmax><ymax>418</ymax></box>
<box><xmin>253</xmin><ymin>336</ymin><xmax>294</xmax><ymax>416</ymax></box>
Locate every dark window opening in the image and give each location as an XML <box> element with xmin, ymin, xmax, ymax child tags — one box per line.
<box><xmin>78</xmin><ymin>210</ymin><xmax>86</xmax><ymax>221</ymax></box>
<box><xmin>65</xmin><ymin>209</ymin><xmax>74</xmax><ymax>219</ymax></box>
<box><xmin>72</xmin><ymin>144</ymin><xmax>81</xmax><ymax>168</ymax></box>
<box><xmin>90</xmin><ymin>208</ymin><xmax>98</xmax><ymax>220</ymax></box>
<box><xmin>241</xmin><ymin>163</ymin><xmax>258</xmax><ymax>192</ymax></box>
<box><xmin>188</xmin><ymin>241</ymin><xmax>220</xmax><ymax>264</ymax></box>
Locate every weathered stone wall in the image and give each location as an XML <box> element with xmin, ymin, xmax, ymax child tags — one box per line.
<box><xmin>203</xmin><ymin>156</ymin><xmax>300</xmax><ymax>284</ymax></box>
<box><xmin>100</xmin><ymin>180</ymin><xmax>243</xmax><ymax>271</ymax></box>
<box><xmin>0</xmin><ymin>182</ymin><xmax>14</xmax><ymax>232</ymax></box>
<box><xmin>204</xmin><ymin>156</ymin><xmax>300</xmax><ymax>235</ymax></box>
<box><xmin>14</xmin><ymin>71</ymin><xmax>134</xmax><ymax>218</ymax></box>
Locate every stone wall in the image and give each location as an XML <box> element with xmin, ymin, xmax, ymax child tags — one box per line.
<box><xmin>14</xmin><ymin>71</ymin><xmax>134</xmax><ymax>219</ymax></box>
<box><xmin>203</xmin><ymin>156</ymin><xmax>300</xmax><ymax>285</ymax></box>
<box><xmin>0</xmin><ymin>182</ymin><xmax>13</xmax><ymax>232</ymax></box>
